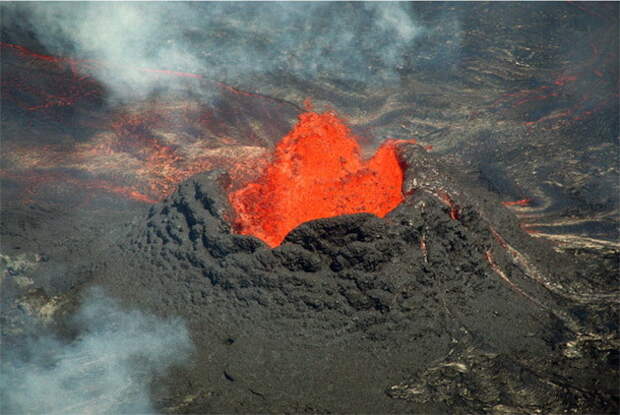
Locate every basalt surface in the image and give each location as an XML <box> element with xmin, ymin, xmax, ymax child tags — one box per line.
<box><xmin>1</xmin><ymin>2</ymin><xmax>618</xmax><ymax>414</ymax></box>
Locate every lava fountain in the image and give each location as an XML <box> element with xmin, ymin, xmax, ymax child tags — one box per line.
<box><xmin>229</xmin><ymin>111</ymin><xmax>405</xmax><ymax>247</ymax></box>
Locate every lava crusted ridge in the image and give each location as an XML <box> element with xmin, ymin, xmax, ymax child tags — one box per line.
<box><xmin>107</xmin><ymin>142</ymin><xmax>568</xmax><ymax>348</ymax></box>
<box><xmin>79</xmin><ymin>141</ymin><xmax>615</xmax><ymax>413</ymax></box>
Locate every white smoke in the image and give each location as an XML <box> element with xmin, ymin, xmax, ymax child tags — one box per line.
<box><xmin>0</xmin><ymin>288</ymin><xmax>193</xmax><ymax>414</ymax></box>
<box><xmin>370</xmin><ymin>3</ymin><xmax>421</xmax><ymax>41</ymax></box>
<box><xmin>1</xmin><ymin>2</ymin><xmax>431</xmax><ymax>102</ymax></box>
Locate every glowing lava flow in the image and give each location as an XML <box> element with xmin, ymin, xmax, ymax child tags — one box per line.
<box><xmin>229</xmin><ymin>111</ymin><xmax>405</xmax><ymax>247</ymax></box>
<box><xmin>1</xmin><ymin>42</ymin><xmax>300</xmax><ymax>206</ymax></box>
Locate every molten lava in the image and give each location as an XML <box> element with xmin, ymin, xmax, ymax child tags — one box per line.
<box><xmin>229</xmin><ymin>111</ymin><xmax>405</xmax><ymax>247</ymax></box>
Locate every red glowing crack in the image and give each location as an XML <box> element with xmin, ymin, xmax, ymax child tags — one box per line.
<box><xmin>502</xmin><ymin>198</ymin><xmax>532</xmax><ymax>207</ymax></box>
<box><xmin>474</xmin><ymin>10</ymin><xmax>618</xmax><ymax>129</ymax></box>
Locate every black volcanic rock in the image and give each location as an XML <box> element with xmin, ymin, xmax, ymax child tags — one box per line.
<box><xmin>2</xmin><ymin>3</ymin><xmax>617</xmax><ymax>413</ymax></box>
<box><xmin>82</xmin><ymin>143</ymin><xmax>616</xmax><ymax>413</ymax></box>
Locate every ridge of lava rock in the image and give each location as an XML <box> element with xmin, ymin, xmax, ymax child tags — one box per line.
<box><xmin>83</xmin><ymin>140</ymin><xmax>591</xmax><ymax>413</ymax></box>
<box><xmin>111</xmin><ymin>142</ymin><xmax>568</xmax><ymax>347</ymax></box>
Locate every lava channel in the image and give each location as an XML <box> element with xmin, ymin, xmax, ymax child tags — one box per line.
<box><xmin>229</xmin><ymin>111</ymin><xmax>405</xmax><ymax>247</ymax></box>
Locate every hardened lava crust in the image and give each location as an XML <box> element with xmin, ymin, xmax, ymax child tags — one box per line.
<box><xmin>1</xmin><ymin>3</ymin><xmax>618</xmax><ymax>413</ymax></box>
<box><xmin>80</xmin><ymin>142</ymin><xmax>617</xmax><ymax>414</ymax></box>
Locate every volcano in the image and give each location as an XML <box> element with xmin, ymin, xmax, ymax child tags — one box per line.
<box><xmin>1</xmin><ymin>2</ymin><xmax>618</xmax><ymax>414</ymax></box>
<box><xmin>76</xmin><ymin>138</ymin><xmax>614</xmax><ymax>413</ymax></box>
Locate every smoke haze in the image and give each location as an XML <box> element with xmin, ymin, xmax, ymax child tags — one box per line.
<box><xmin>0</xmin><ymin>288</ymin><xmax>193</xmax><ymax>414</ymax></box>
<box><xmin>1</xmin><ymin>2</ymin><xmax>433</xmax><ymax>102</ymax></box>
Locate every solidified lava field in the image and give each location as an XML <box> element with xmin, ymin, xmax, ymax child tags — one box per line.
<box><xmin>1</xmin><ymin>3</ymin><xmax>618</xmax><ymax>414</ymax></box>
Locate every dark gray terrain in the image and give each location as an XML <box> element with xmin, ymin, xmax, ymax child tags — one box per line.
<box><xmin>1</xmin><ymin>2</ymin><xmax>618</xmax><ymax>414</ymax></box>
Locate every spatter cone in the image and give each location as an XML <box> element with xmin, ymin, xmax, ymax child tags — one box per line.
<box><xmin>84</xmin><ymin>141</ymin><xmax>615</xmax><ymax>414</ymax></box>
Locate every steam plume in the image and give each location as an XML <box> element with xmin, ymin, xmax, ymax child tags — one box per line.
<box><xmin>2</xmin><ymin>2</ymin><xmax>426</xmax><ymax>102</ymax></box>
<box><xmin>0</xmin><ymin>288</ymin><xmax>193</xmax><ymax>414</ymax></box>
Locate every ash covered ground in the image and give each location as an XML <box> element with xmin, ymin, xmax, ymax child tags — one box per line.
<box><xmin>1</xmin><ymin>2</ymin><xmax>618</xmax><ymax>414</ymax></box>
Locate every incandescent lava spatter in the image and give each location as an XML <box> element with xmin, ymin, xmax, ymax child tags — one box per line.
<box><xmin>229</xmin><ymin>111</ymin><xmax>405</xmax><ymax>247</ymax></box>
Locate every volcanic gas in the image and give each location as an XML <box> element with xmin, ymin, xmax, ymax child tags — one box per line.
<box><xmin>229</xmin><ymin>111</ymin><xmax>405</xmax><ymax>247</ymax></box>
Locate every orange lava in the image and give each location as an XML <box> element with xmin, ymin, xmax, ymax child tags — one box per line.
<box><xmin>229</xmin><ymin>111</ymin><xmax>405</xmax><ymax>247</ymax></box>
<box><xmin>502</xmin><ymin>198</ymin><xmax>532</xmax><ymax>207</ymax></box>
